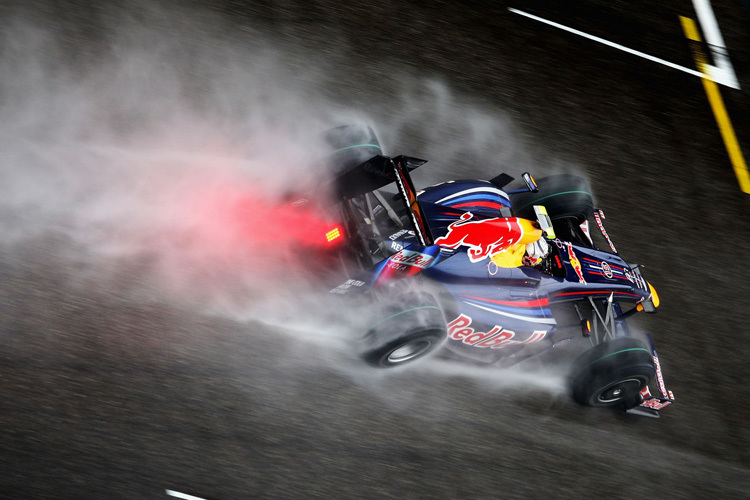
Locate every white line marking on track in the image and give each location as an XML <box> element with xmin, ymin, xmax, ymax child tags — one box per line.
<box><xmin>681</xmin><ymin>16</ymin><xmax>750</xmax><ymax>193</ymax></box>
<box><xmin>692</xmin><ymin>0</ymin><xmax>740</xmax><ymax>89</ymax></box>
<box><xmin>508</xmin><ymin>7</ymin><xmax>737</xmax><ymax>88</ymax></box>
<box><xmin>166</xmin><ymin>490</ymin><xmax>208</xmax><ymax>500</ymax></box>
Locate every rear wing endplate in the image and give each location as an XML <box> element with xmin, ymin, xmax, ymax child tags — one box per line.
<box><xmin>391</xmin><ymin>156</ymin><xmax>433</xmax><ymax>247</ymax></box>
<box><xmin>335</xmin><ymin>154</ymin><xmax>433</xmax><ymax>247</ymax></box>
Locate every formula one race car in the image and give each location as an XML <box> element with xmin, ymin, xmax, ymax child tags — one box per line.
<box><xmin>315</xmin><ymin>125</ymin><xmax>675</xmax><ymax>417</ymax></box>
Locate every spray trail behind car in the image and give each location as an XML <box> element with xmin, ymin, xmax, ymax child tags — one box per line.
<box><xmin>0</xmin><ymin>4</ymin><xmax>573</xmax><ymax>403</ymax></box>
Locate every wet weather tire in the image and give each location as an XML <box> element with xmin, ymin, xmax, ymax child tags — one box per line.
<box><xmin>568</xmin><ymin>338</ymin><xmax>655</xmax><ymax>408</ymax></box>
<box><xmin>362</xmin><ymin>292</ymin><xmax>447</xmax><ymax>368</ymax></box>
<box><xmin>324</xmin><ymin>124</ymin><xmax>382</xmax><ymax>174</ymax></box>
<box><xmin>510</xmin><ymin>174</ymin><xmax>593</xmax><ymax>224</ymax></box>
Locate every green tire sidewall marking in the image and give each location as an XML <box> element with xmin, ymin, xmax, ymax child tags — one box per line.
<box><xmin>370</xmin><ymin>305</ymin><xmax>441</xmax><ymax>329</ymax></box>
<box><xmin>516</xmin><ymin>190</ymin><xmax>591</xmax><ymax>211</ymax></box>
<box><xmin>580</xmin><ymin>347</ymin><xmax>652</xmax><ymax>372</ymax></box>
<box><xmin>331</xmin><ymin>143</ymin><xmax>382</xmax><ymax>154</ymax></box>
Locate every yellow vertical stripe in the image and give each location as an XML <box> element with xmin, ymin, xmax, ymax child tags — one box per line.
<box><xmin>680</xmin><ymin>16</ymin><xmax>750</xmax><ymax>194</ymax></box>
<box><xmin>680</xmin><ymin>16</ymin><xmax>701</xmax><ymax>41</ymax></box>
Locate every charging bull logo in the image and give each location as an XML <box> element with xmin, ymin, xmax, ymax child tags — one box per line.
<box><xmin>434</xmin><ymin>213</ymin><xmax>524</xmax><ymax>263</ymax></box>
<box><xmin>566</xmin><ymin>242</ymin><xmax>586</xmax><ymax>284</ymax></box>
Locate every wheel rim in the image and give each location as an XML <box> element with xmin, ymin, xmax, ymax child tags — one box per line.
<box><xmin>595</xmin><ymin>377</ymin><xmax>644</xmax><ymax>404</ymax></box>
<box><xmin>386</xmin><ymin>339</ymin><xmax>433</xmax><ymax>364</ymax></box>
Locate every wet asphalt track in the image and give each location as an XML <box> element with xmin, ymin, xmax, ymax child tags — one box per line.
<box><xmin>2</xmin><ymin>1</ymin><xmax>750</xmax><ymax>498</ymax></box>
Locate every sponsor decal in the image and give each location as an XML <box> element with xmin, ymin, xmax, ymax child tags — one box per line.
<box><xmin>388</xmin><ymin>229</ymin><xmax>415</xmax><ymax>241</ymax></box>
<box><xmin>653</xmin><ymin>354</ymin><xmax>671</xmax><ymax>399</ymax></box>
<box><xmin>329</xmin><ymin>279</ymin><xmax>365</xmax><ymax>295</ymax></box>
<box><xmin>637</xmin><ymin>375</ymin><xmax>674</xmax><ymax>410</ymax></box>
<box><xmin>373</xmin><ymin>246</ymin><xmax>441</xmax><ymax>286</ymax></box>
<box><xmin>566</xmin><ymin>242</ymin><xmax>587</xmax><ymax>284</ymax></box>
<box><xmin>390</xmin><ymin>241</ymin><xmax>404</xmax><ymax>252</ymax></box>
<box><xmin>600</xmin><ymin>261</ymin><xmax>613</xmax><ymax>278</ymax></box>
<box><xmin>447</xmin><ymin>314</ymin><xmax>547</xmax><ymax>349</ymax></box>
<box><xmin>386</xmin><ymin>249</ymin><xmax>435</xmax><ymax>270</ymax></box>
<box><xmin>639</xmin><ymin>398</ymin><xmax>673</xmax><ymax>410</ymax></box>
<box><xmin>594</xmin><ymin>209</ymin><xmax>617</xmax><ymax>253</ymax></box>
<box><xmin>624</xmin><ymin>269</ymin><xmax>647</xmax><ymax>290</ymax></box>
<box><xmin>434</xmin><ymin>212</ymin><xmax>523</xmax><ymax>264</ymax></box>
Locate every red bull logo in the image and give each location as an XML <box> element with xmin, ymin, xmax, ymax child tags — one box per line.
<box><xmin>374</xmin><ymin>248</ymin><xmax>439</xmax><ymax>287</ymax></box>
<box><xmin>447</xmin><ymin>314</ymin><xmax>547</xmax><ymax>349</ymax></box>
<box><xmin>386</xmin><ymin>249</ymin><xmax>436</xmax><ymax>270</ymax></box>
<box><xmin>434</xmin><ymin>212</ymin><xmax>524</xmax><ymax>263</ymax></box>
<box><xmin>566</xmin><ymin>242</ymin><xmax>586</xmax><ymax>284</ymax></box>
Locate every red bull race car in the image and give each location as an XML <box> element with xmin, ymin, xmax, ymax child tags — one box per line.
<box><xmin>315</xmin><ymin>125</ymin><xmax>675</xmax><ymax>417</ymax></box>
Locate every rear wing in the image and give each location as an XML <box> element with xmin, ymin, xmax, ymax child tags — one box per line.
<box><xmin>335</xmin><ymin>155</ymin><xmax>433</xmax><ymax>247</ymax></box>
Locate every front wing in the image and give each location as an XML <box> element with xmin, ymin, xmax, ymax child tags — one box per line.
<box><xmin>627</xmin><ymin>334</ymin><xmax>676</xmax><ymax>418</ymax></box>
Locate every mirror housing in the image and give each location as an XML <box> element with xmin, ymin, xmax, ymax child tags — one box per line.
<box><xmin>523</xmin><ymin>172</ymin><xmax>539</xmax><ymax>193</ymax></box>
<box><xmin>505</xmin><ymin>172</ymin><xmax>540</xmax><ymax>194</ymax></box>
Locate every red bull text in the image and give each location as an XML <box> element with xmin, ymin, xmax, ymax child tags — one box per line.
<box><xmin>447</xmin><ymin>314</ymin><xmax>547</xmax><ymax>349</ymax></box>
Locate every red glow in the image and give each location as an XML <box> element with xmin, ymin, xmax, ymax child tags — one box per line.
<box><xmin>184</xmin><ymin>181</ymin><xmax>343</xmax><ymax>253</ymax></box>
<box><xmin>232</xmin><ymin>197</ymin><xmax>339</xmax><ymax>247</ymax></box>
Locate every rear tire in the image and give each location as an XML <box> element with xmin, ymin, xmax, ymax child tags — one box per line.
<box><xmin>362</xmin><ymin>292</ymin><xmax>447</xmax><ymax>368</ymax></box>
<box><xmin>568</xmin><ymin>337</ymin><xmax>655</xmax><ymax>408</ymax></box>
<box><xmin>323</xmin><ymin>124</ymin><xmax>382</xmax><ymax>174</ymax></box>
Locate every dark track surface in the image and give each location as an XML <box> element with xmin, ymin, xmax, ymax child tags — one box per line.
<box><xmin>2</xmin><ymin>1</ymin><xmax>750</xmax><ymax>498</ymax></box>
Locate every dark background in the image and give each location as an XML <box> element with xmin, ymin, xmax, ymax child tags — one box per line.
<box><xmin>1</xmin><ymin>1</ymin><xmax>749</xmax><ymax>498</ymax></box>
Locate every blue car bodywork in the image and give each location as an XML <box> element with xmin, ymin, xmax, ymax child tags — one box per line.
<box><xmin>330</xmin><ymin>153</ymin><xmax>674</xmax><ymax>416</ymax></box>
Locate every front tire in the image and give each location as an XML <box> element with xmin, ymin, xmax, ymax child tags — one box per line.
<box><xmin>568</xmin><ymin>338</ymin><xmax>655</xmax><ymax>409</ymax></box>
<box><xmin>509</xmin><ymin>174</ymin><xmax>594</xmax><ymax>224</ymax></box>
